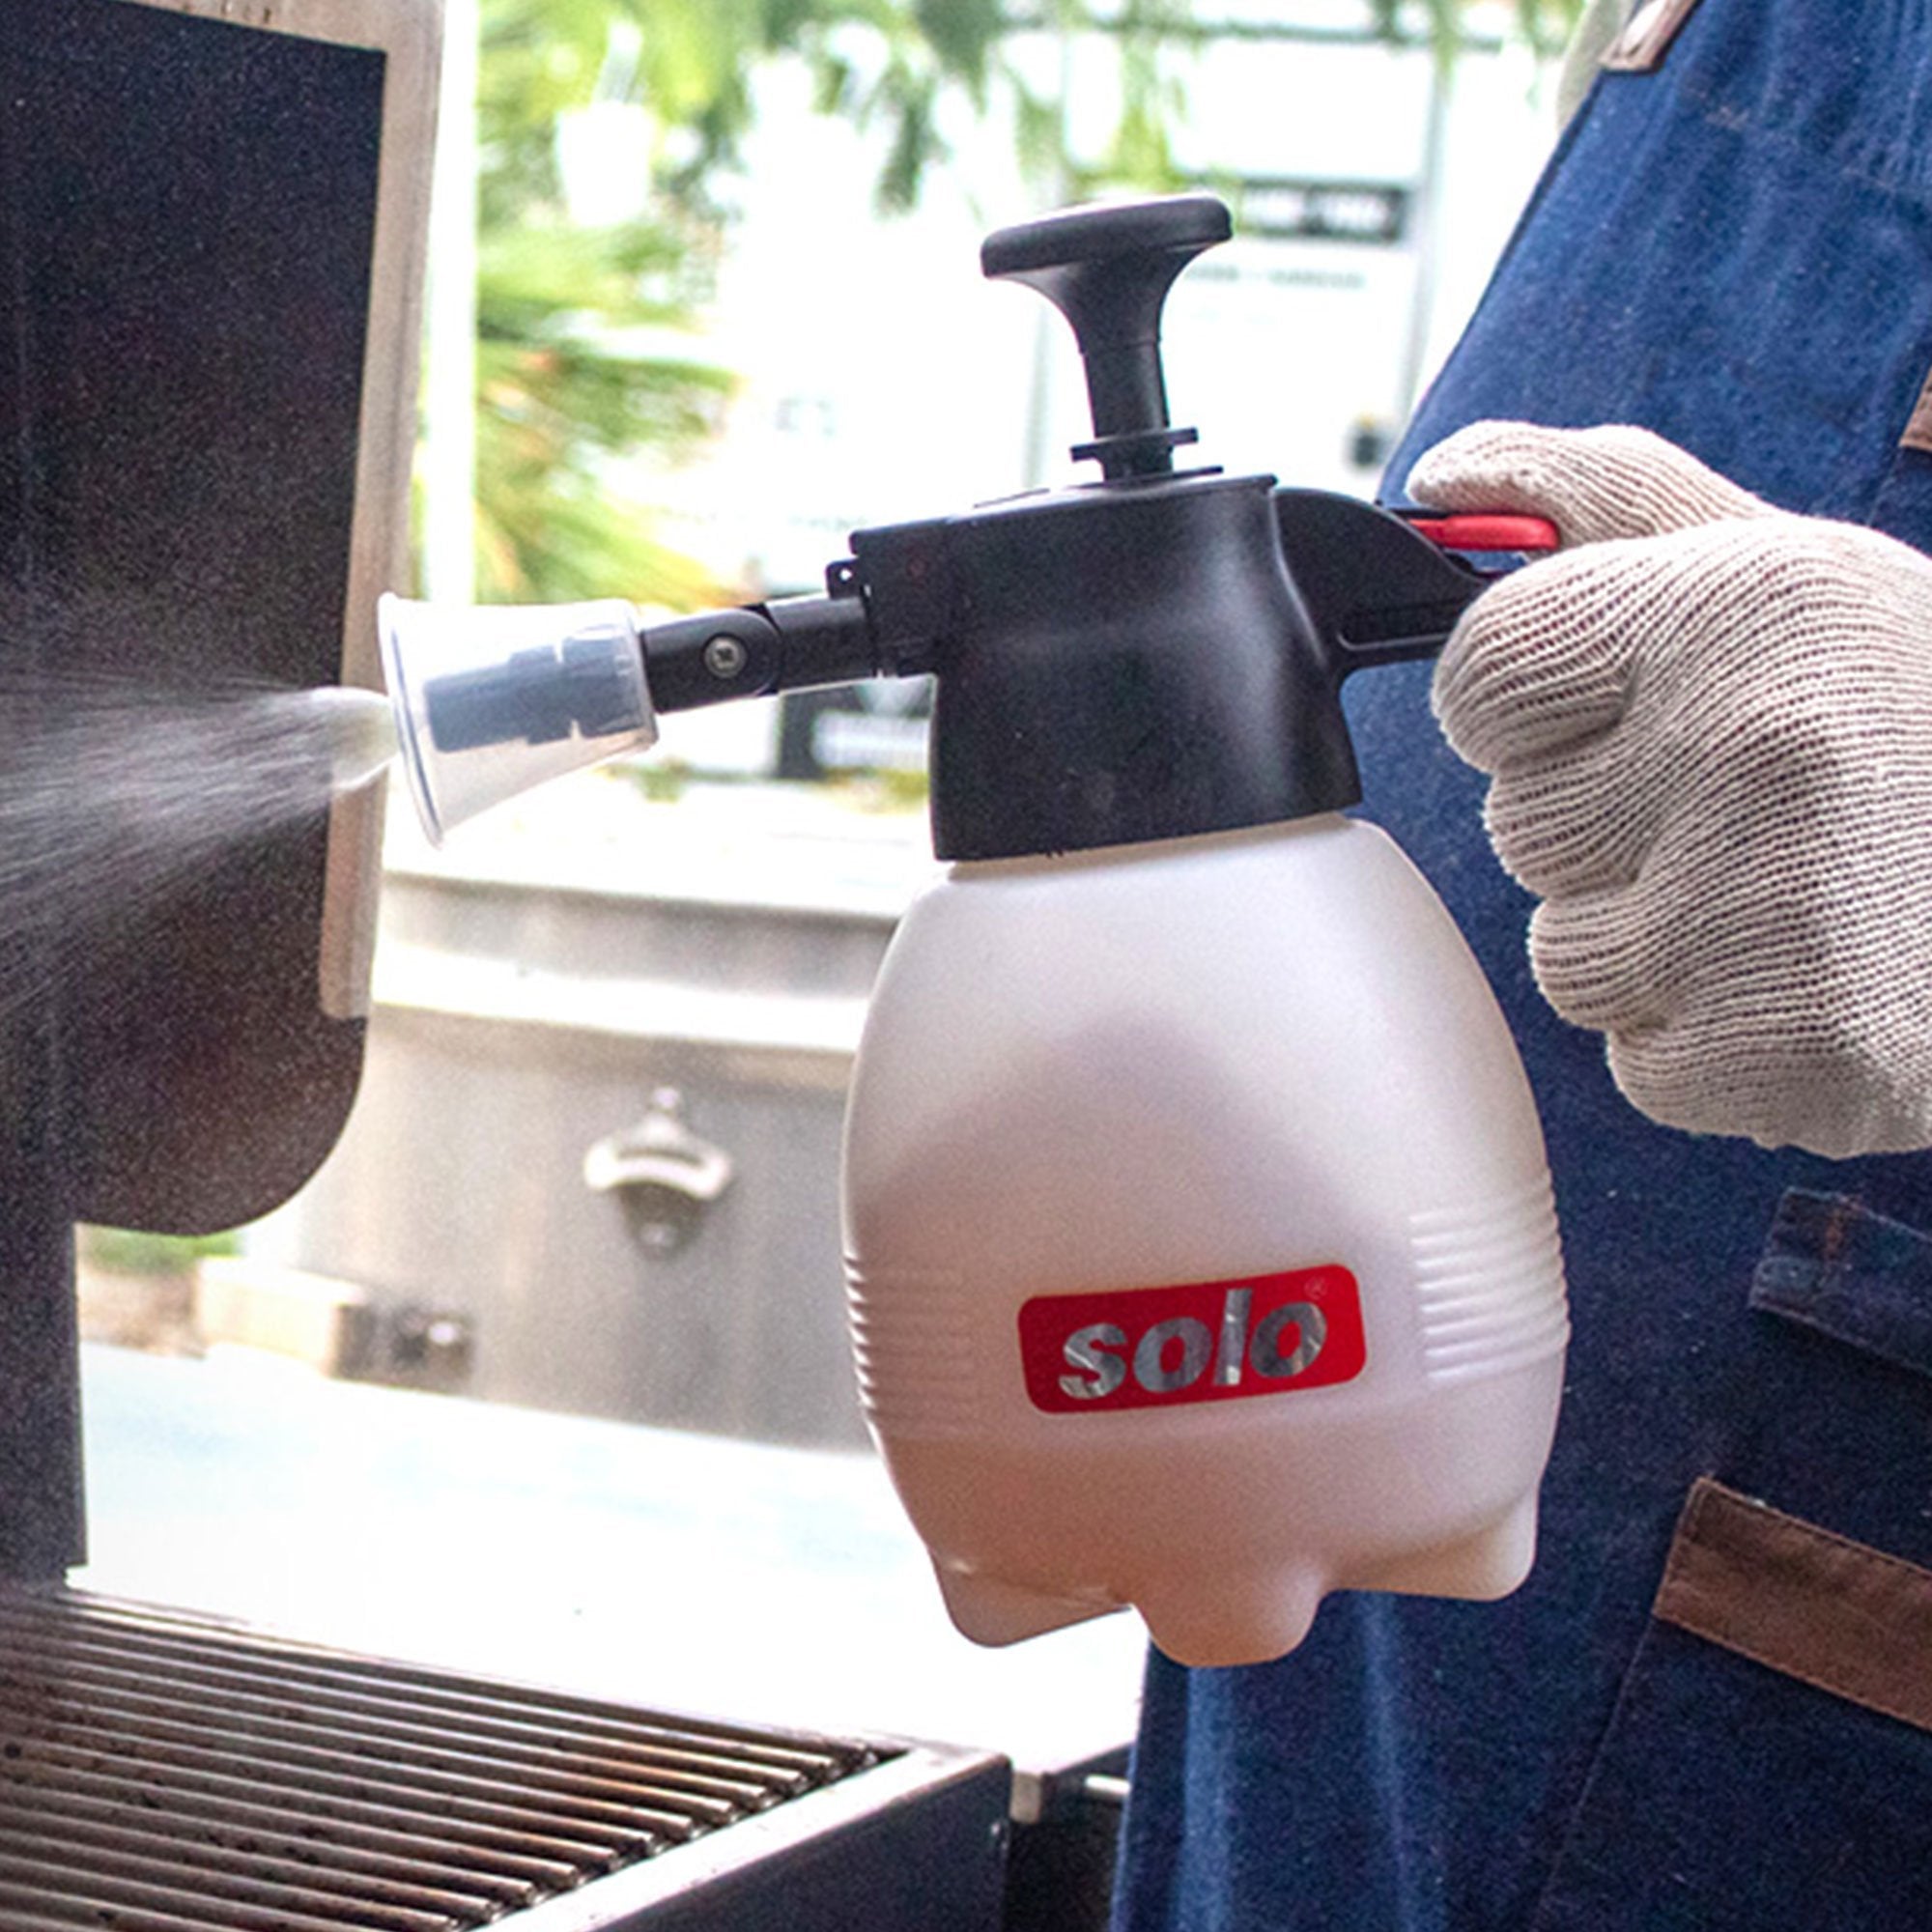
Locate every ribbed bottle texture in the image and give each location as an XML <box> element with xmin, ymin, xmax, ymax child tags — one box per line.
<box><xmin>1409</xmin><ymin>1178</ymin><xmax>1569</xmax><ymax>1384</ymax></box>
<box><xmin>844</xmin><ymin>1261</ymin><xmax>982</xmax><ymax>1438</ymax></box>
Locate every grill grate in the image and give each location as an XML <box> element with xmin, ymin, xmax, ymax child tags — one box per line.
<box><xmin>0</xmin><ymin>1588</ymin><xmax>889</xmax><ymax>1929</ymax></box>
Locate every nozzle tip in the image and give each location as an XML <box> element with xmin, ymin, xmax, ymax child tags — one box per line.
<box><xmin>311</xmin><ymin>685</ymin><xmax>400</xmax><ymax>793</ymax></box>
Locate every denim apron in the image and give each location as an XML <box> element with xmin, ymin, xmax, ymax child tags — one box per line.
<box><xmin>1113</xmin><ymin>5</ymin><xmax>1932</xmax><ymax>1927</ymax></box>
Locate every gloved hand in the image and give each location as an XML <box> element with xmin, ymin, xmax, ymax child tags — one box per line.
<box><xmin>1407</xmin><ymin>419</ymin><xmax>1932</xmax><ymax>1159</ymax></box>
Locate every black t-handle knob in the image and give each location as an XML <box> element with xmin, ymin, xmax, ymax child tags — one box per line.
<box><xmin>981</xmin><ymin>194</ymin><xmax>1232</xmax><ymax>478</ymax></box>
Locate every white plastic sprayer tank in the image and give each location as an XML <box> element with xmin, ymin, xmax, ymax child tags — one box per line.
<box><xmin>843</xmin><ymin>814</ymin><xmax>1566</xmax><ymax>1667</ymax></box>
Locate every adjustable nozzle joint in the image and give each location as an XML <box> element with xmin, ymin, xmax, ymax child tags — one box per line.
<box><xmin>641</xmin><ymin>587</ymin><xmax>881</xmax><ymax>715</ymax></box>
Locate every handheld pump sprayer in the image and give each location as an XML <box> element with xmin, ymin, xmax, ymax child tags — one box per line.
<box><xmin>363</xmin><ymin>195</ymin><xmax>1569</xmax><ymax>1667</ymax></box>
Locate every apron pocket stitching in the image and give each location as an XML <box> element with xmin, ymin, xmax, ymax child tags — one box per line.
<box><xmin>1749</xmin><ymin>1188</ymin><xmax>1932</xmax><ymax>1382</ymax></box>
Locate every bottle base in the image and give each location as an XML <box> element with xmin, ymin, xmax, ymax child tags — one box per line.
<box><xmin>925</xmin><ymin>1491</ymin><xmax>1542</xmax><ymax>1667</ymax></box>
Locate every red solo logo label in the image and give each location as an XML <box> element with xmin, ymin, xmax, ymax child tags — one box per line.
<box><xmin>1018</xmin><ymin>1265</ymin><xmax>1366</xmax><ymax>1414</ymax></box>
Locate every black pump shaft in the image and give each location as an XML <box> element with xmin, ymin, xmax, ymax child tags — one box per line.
<box><xmin>981</xmin><ymin>195</ymin><xmax>1232</xmax><ymax>478</ymax></box>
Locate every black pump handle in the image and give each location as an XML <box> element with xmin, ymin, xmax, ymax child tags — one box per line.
<box><xmin>982</xmin><ymin>194</ymin><xmax>1233</xmax><ymax>478</ymax></box>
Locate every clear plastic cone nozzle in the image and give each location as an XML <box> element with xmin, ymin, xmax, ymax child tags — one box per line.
<box><xmin>377</xmin><ymin>593</ymin><xmax>657</xmax><ymax>843</ymax></box>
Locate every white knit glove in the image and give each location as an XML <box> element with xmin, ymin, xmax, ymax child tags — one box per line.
<box><xmin>1407</xmin><ymin>419</ymin><xmax>1932</xmax><ymax>1159</ymax></box>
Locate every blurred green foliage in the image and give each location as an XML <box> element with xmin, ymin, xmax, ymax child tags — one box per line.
<box><xmin>81</xmin><ymin>1227</ymin><xmax>241</xmax><ymax>1278</ymax></box>
<box><xmin>469</xmin><ymin>0</ymin><xmax>1586</xmax><ymax>605</ymax></box>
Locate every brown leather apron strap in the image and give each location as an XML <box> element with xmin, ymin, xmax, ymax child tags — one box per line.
<box><xmin>1602</xmin><ymin>0</ymin><xmax>1707</xmax><ymax>72</ymax></box>
<box><xmin>1654</xmin><ymin>1478</ymin><xmax>1932</xmax><ymax>1734</ymax></box>
<box><xmin>1901</xmin><ymin>368</ymin><xmax>1932</xmax><ymax>454</ymax></box>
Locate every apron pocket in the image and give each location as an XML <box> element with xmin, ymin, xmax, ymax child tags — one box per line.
<box><xmin>1529</xmin><ymin>1479</ymin><xmax>1932</xmax><ymax>1931</ymax></box>
<box><xmin>1750</xmin><ymin>1189</ymin><xmax>1932</xmax><ymax>1382</ymax></box>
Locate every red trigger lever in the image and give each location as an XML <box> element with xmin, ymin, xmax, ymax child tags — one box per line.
<box><xmin>1404</xmin><ymin>513</ymin><xmax>1561</xmax><ymax>559</ymax></box>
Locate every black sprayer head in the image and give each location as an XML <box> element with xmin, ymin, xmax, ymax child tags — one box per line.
<box><xmin>374</xmin><ymin>195</ymin><xmax>1525</xmax><ymax>859</ymax></box>
<box><xmin>897</xmin><ymin>194</ymin><xmax>1506</xmax><ymax>860</ymax></box>
<box><xmin>899</xmin><ymin>193</ymin><xmax>1350</xmax><ymax>857</ymax></box>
